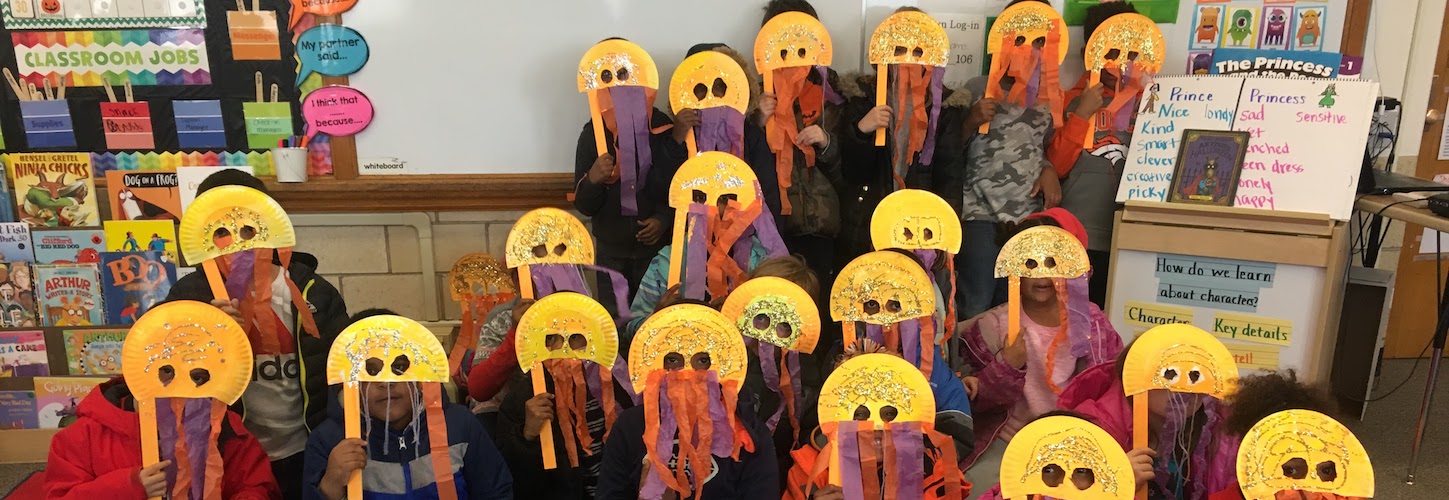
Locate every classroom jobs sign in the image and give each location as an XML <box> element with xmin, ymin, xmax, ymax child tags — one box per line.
<box><xmin>11</xmin><ymin>29</ymin><xmax>211</xmax><ymax>87</ymax></box>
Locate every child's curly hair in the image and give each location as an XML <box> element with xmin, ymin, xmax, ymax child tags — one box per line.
<box><xmin>1223</xmin><ymin>369</ymin><xmax>1338</xmax><ymax>436</ymax></box>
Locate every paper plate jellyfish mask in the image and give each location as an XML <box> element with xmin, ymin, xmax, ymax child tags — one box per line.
<box><xmin>666</xmin><ymin>151</ymin><xmax>787</xmax><ymax>301</ymax></box>
<box><xmin>326</xmin><ymin>315</ymin><xmax>455</xmax><ymax>500</ymax></box>
<box><xmin>505</xmin><ymin>207</ymin><xmax>630</xmax><ymax>318</ymax></box>
<box><xmin>867</xmin><ymin>10</ymin><xmax>950</xmax><ymax>180</ymax></box>
<box><xmin>871</xmin><ymin>189</ymin><xmax>961</xmax><ymax>342</ymax></box>
<box><xmin>815</xmin><ymin>353</ymin><xmax>966</xmax><ymax>500</ymax></box>
<box><xmin>122</xmin><ymin>301</ymin><xmax>253</xmax><ymax>500</ymax></box>
<box><xmin>721</xmin><ymin>276</ymin><xmax>819</xmax><ymax>438</ymax></box>
<box><xmin>995</xmin><ymin>225</ymin><xmax>1092</xmax><ymax>387</ymax></box>
<box><xmin>628</xmin><ymin>304</ymin><xmax>752</xmax><ymax>500</ymax></box>
<box><xmin>1080</xmin><ymin>13</ymin><xmax>1165</xmax><ymax>147</ymax></box>
<box><xmin>982</xmin><ymin>2</ymin><xmax>1070</xmax><ymax>133</ymax></box>
<box><xmin>178</xmin><ymin>185</ymin><xmax>318</xmax><ymax>353</ymax></box>
<box><xmin>1236</xmin><ymin>410</ymin><xmax>1373</xmax><ymax>500</ymax></box>
<box><xmin>670</xmin><ymin>50</ymin><xmax>750</xmax><ymax>157</ymax></box>
<box><xmin>999</xmin><ymin>415</ymin><xmax>1135</xmax><ymax>500</ymax></box>
<box><xmin>754</xmin><ymin>12</ymin><xmax>840</xmax><ymax>215</ymax></box>
<box><xmin>514</xmin><ymin>292</ymin><xmax>631</xmax><ymax>470</ymax></box>
<box><xmin>1122</xmin><ymin>323</ymin><xmax>1239</xmax><ymax>499</ymax></box>
<box><xmin>578</xmin><ymin>39</ymin><xmax>661</xmax><ymax>216</ymax></box>
<box><xmin>831</xmin><ymin>250</ymin><xmax>938</xmax><ymax>377</ymax></box>
<box><xmin>446</xmin><ymin>252</ymin><xmax>516</xmax><ymax>377</ymax></box>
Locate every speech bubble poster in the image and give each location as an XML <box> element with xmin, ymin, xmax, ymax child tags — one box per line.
<box><xmin>294</xmin><ymin>24</ymin><xmax>368</xmax><ymax>87</ymax></box>
<box><xmin>100</xmin><ymin>101</ymin><xmax>155</xmax><ymax>150</ymax></box>
<box><xmin>302</xmin><ymin>85</ymin><xmax>373</xmax><ymax>139</ymax></box>
<box><xmin>243</xmin><ymin>102</ymin><xmax>293</xmax><ymax>149</ymax></box>
<box><xmin>172</xmin><ymin>99</ymin><xmax>226</xmax><ymax>149</ymax></box>
<box><xmin>19</xmin><ymin>100</ymin><xmax>76</xmax><ymax>149</ymax></box>
<box><xmin>228</xmin><ymin>10</ymin><xmax>282</xmax><ymax>60</ymax></box>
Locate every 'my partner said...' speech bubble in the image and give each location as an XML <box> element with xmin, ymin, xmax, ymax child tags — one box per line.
<box><xmin>289</xmin><ymin>0</ymin><xmax>358</xmax><ymax>30</ymax></box>
<box><xmin>295</xmin><ymin>24</ymin><xmax>369</xmax><ymax>87</ymax></box>
<box><xmin>302</xmin><ymin>85</ymin><xmax>374</xmax><ymax>140</ymax></box>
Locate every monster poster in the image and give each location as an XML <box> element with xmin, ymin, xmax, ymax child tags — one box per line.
<box><xmin>1168</xmin><ymin>129</ymin><xmax>1248</xmax><ymax>206</ymax></box>
<box><xmin>6</xmin><ymin>153</ymin><xmax>97</xmax><ymax>227</ymax></box>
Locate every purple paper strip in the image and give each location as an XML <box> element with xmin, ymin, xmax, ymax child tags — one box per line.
<box><xmin>156</xmin><ymin>398</ymin><xmax>179</xmax><ymax>489</ymax></box>
<box><xmin>610</xmin><ymin>87</ymin><xmax>652</xmax><ymax>216</ymax></box>
<box><xmin>837</xmin><ymin>421</ymin><xmax>865</xmax><ymax>500</ymax></box>
<box><xmin>919</xmin><ymin>68</ymin><xmax>944</xmax><ymax>166</ymax></box>
<box><xmin>683</xmin><ymin>207</ymin><xmax>709</xmax><ymax>301</ymax></box>
<box><xmin>864</xmin><ymin>323</ymin><xmax>885</xmax><ymax>346</ymax></box>
<box><xmin>913</xmin><ymin>249</ymin><xmax>937</xmax><ymax>271</ymax></box>
<box><xmin>583</xmin><ymin>264</ymin><xmax>633</xmax><ymax>328</ymax></box>
<box><xmin>705</xmin><ymin>371</ymin><xmax>732</xmax><ymax>457</ymax></box>
<box><xmin>182</xmin><ymin>399</ymin><xmax>212</xmax><ymax>500</ymax></box>
<box><xmin>894</xmin><ymin>423</ymin><xmax>925</xmax><ymax>500</ymax></box>
<box><xmin>613</xmin><ymin>355</ymin><xmax>640</xmax><ymax>404</ymax></box>
<box><xmin>225</xmin><ymin>251</ymin><xmax>256</xmax><ymax>300</ymax></box>
<box><xmin>750</xmin><ymin>181</ymin><xmax>789</xmax><ymax>258</ymax></box>
<box><xmin>901</xmin><ymin>319</ymin><xmax>922</xmax><ymax>367</ymax></box>
<box><xmin>696</xmin><ymin>107</ymin><xmax>745</xmax><ymax>157</ymax></box>
<box><xmin>642</xmin><ymin>375</ymin><xmax>675</xmax><ymax>500</ymax></box>
<box><xmin>1025</xmin><ymin>50</ymin><xmax>1042</xmax><ymax>108</ymax></box>
<box><xmin>757</xmin><ymin>343</ymin><xmax>784</xmax><ymax>431</ymax></box>
<box><xmin>785</xmin><ymin>352</ymin><xmax>802</xmax><ymax>423</ymax></box>
<box><xmin>1066</xmin><ymin>276</ymin><xmax>1094</xmax><ymax>359</ymax></box>
<box><xmin>816</xmin><ymin>66</ymin><xmax>844</xmax><ymax>105</ymax></box>
<box><xmin>585</xmin><ymin>362</ymin><xmax>602</xmax><ymax>404</ymax></box>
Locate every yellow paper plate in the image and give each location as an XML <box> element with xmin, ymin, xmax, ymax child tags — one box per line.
<box><xmin>515</xmin><ymin>292</ymin><xmax>619</xmax><ymax>369</ymax></box>
<box><xmin>627</xmin><ymin>304</ymin><xmax>747</xmax><ymax>393</ymax></box>
<box><xmin>817</xmin><ymin>353</ymin><xmax>934</xmax><ymax>426</ymax></box>
<box><xmin>870</xmin><ymin>189</ymin><xmax>961</xmax><ymax>253</ymax></box>
<box><xmin>1236</xmin><ymin>409</ymin><xmax>1373</xmax><ymax>500</ymax></box>
<box><xmin>448</xmin><ymin>252</ymin><xmax>515</xmax><ymax>301</ymax></box>
<box><xmin>670</xmin><ymin>50</ymin><xmax>750</xmax><ymax>114</ymax></box>
<box><xmin>720</xmin><ymin>276</ymin><xmax>820</xmax><ymax>353</ymax></box>
<box><xmin>178</xmin><ymin>185</ymin><xmax>295</xmax><ymax>264</ymax></box>
<box><xmin>868</xmin><ymin>10</ymin><xmax>950</xmax><ymax>67</ymax></box>
<box><xmin>122</xmin><ymin>301</ymin><xmax>253</xmax><ymax>404</ymax></box>
<box><xmin>1000</xmin><ymin>415</ymin><xmax>1135</xmax><ymax>500</ymax></box>
<box><xmin>830</xmin><ymin>251</ymin><xmax>935</xmax><ymax>324</ymax></box>
<box><xmin>755</xmin><ymin>12</ymin><xmax>833</xmax><ymax>73</ymax></box>
<box><xmin>578</xmin><ymin>39</ymin><xmax>660</xmax><ymax>92</ymax></box>
<box><xmin>327</xmin><ymin>315</ymin><xmax>450</xmax><ymax>385</ymax></box>
<box><xmin>1122</xmin><ymin>323</ymin><xmax>1238</xmax><ymax>398</ymax></box>
<box><xmin>505</xmin><ymin>208</ymin><xmax>596</xmax><ymax>268</ymax></box>
<box><xmin>1084</xmin><ymin>13</ymin><xmax>1166</xmax><ymax>74</ymax></box>
<box><xmin>986</xmin><ymin>2</ymin><xmax>1070</xmax><ymax>62</ymax></box>
<box><xmin>667</xmin><ymin>151</ymin><xmax>760</xmax><ymax>209</ymax></box>
<box><xmin>995</xmin><ymin>225</ymin><xmax>1090</xmax><ymax>279</ymax></box>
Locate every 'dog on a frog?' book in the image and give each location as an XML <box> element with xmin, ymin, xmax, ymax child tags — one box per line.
<box><xmin>36</xmin><ymin>264</ymin><xmax>103</xmax><ymax>327</ymax></box>
<box><xmin>99</xmin><ymin>251</ymin><xmax>174</xmax><ymax>325</ymax></box>
<box><xmin>105</xmin><ymin>170</ymin><xmax>181</xmax><ymax>221</ymax></box>
<box><xmin>6</xmin><ymin>153</ymin><xmax>98</xmax><ymax>228</ymax></box>
<box><xmin>62</xmin><ymin>328</ymin><xmax>127</xmax><ymax>375</ymax></box>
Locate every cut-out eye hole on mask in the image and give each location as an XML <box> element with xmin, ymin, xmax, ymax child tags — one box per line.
<box><xmin>1127</xmin><ymin>51</ymin><xmax>1140</xmax><ymax>61</ymax></box>
<box><xmin>886</xmin><ymin>300</ymin><xmax>902</xmax><ymax>313</ymax></box>
<box><xmin>616</xmin><ymin>67</ymin><xmax>631</xmax><ymax>81</ymax></box>
<box><xmin>552</xmin><ymin>244</ymin><xmax>567</xmax><ymax>256</ymax></box>
<box><xmin>546</xmin><ymin>334</ymin><xmax>565</xmax><ymax>350</ymax></box>
<box><xmin>692</xmin><ymin>190</ymin><xmax>708</xmax><ymax>204</ymax></box>
<box><xmin>879</xmin><ymin>405</ymin><xmax>898</xmax><ymax>422</ymax></box>
<box><xmin>797</xmin><ymin>48</ymin><xmax>807</xmax><ymax>58</ymax></box>
<box><xmin>212</xmin><ymin>228</ymin><xmax>232</xmax><ymax>248</ymax></box>
<box><xmin>1025</xmin><ymin>259</ymin><xmax>1039</xmax><ymax>269</ymax></box>
<box><xmin>863</xmin><ymin>300</ymin><xmax>881</xmax><ymax>315</ymax></box>
<box><xmin>239</xmin><ymin>226</ymin><xmax>257</xmax><ymax>241</ymax></box>
<box><xmin>854</xmin><ymin>405</ymin><xmax>872</xmax><ymax>421</ymax></box>
<box><xmin>1042</xmin><ymin>464</ymin><xmax>1066</xmax><ymax>487</ymax></box>
<box><xmin>568</xmin><ymin>334</ymin><xmax>589</xmax><ymax>350</ymax></box>
<box><xmin>690</xmin><ymin>352</ymin><xmax>712</xmax><ymax>370</ymax></box>
<box><xmin>1014</xmin><ymin>36</ymin><xmax>1027</xmax><ymax>46</ymax></box>
<box><xmin>532</xmin><ymin>245</ymin><xmax>548</xmax><ymax>258</ymax></box>
<box><xmin>780</xmin><ymin>48</ymin><xmax>789</xmax><ymax>59</ymax></box>
<box><xmin>711</xmin><ymin>78</ymin><xmax>727</xmax><ymax>98</ymax></box>
<box><xmin>365</xmin><ymin>357</ymin><xmax>384</xmax><ymax>376</ymax></box>
<box><xmin>1282</xmin><ymin>457</ymin><xmax>1309</xmax><ymax>479</ymax></box>
<box><xmin>923</xmin><ymin>228</ymin><xmax>934</xmax><ymax>240</ymax></box>
<box><xmin>159</xmin><ymin>365</ymin><xmax>175</xmax><ymax>386</ymax></box>
<box><xmin>753</xmin><ymin>314</ymin><xmax>771</xmax><ymax>330</ymax></box>
<box><xmin>663</xmin><ymin>352</ymin><xmax>685</xmax><ymax>370</ymax></box>
<box><xmin>390</xmin><ymin>355</ymin><xmax>411</xmax><ymax>376</ymax></box>
<box><xmin>693</xmin><ymin>82</ymin><xmax>708</xmax><ymax>100</ymax></box>
<box><xmin>1316</xmin><ymin>461</ymin><xmax>1338</xmax><ymax>482</ymax></box>
<box><xmin>601</xmin><ymin>69</ymin><xmax>613</xmax><ymax>84</ymax></box>
<box><xmin>189</xmin><ymin>368</ymin><xmax>210</xmax><ymax>386</ymax></box>
<box><xmin>894</xmin><ymin>45</ymin><xmax>907</xmax><ymax>56</ymax></box>
<box><xmin>911</xmin><ymin>47</ymin><xmax>924</xmax><ymax>58</ymax></box>
<box><xmin>1071</xmin><ymin>468</ymin><xmax>1097</xmax><ymax>490</ymax></box>
<box><xmin>1044</xmin><ymin>257</ymin><xmax>1057</xmax><ymax>268</ymax></box>
<box><xmin>1105</xmin><ymin>48</ymin><xmax>1121</xmax><ymax>60</ymax></box>
<box><xmin>903</xmin><ymin>228</ymin><xmax>914</xmax><ymax>240</ymax></box>
<box><xmin>775</xmin><ymin>322</ymin><xmax>793</xmax><ymax>339</ymax></box>
<box><xmin>1188</xmin><ymin>366</ymin><xmax>1204</xmax><ymax>384</ymax></box>
<box><xmin>1161</xmin><ymin>367</ymin><xmax>1180</xmax><ymax>383</ymax></box>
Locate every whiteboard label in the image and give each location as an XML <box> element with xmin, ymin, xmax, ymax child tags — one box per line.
<box><xmin>360</xmin><ymin>157</ymin><xmax>411</xmax><ymax>175</ymax></box>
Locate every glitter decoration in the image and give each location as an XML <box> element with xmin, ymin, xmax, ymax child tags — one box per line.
<box><xmin>1122</xmin><ymin>324</ymin><xmax>1238</xmax><ymax>398</ymax></box>
<box><xmin>986</xmin><ymin>2</ymin><xmax>1070</xmax><ymax>62</ymax></box>
<box><xmin>514</xmin><ymin>292</ymin><xmax>619</xmax><ymax>369</ymax></box>
<box><xmin>829</xmin><ymin>250</ymin><xmax>935</xmax><ymax>324</ymax></box>
<box><xmin>720</xmin><ymin>276</ymin><xmax>820</xmax><ymax>352</ymax></box>
<box><xmin>670</xmin><ymin>51</ymin><xmax>751</xmax><ymax>114</ymax></box>
<box><xmin>1000</xmin><ymin>415</ymin><xmax>1134</xmax><ymax>500</ymax></box>
<box><xmin>994</xmin><ymin>225</ymin><xmax>1091</xmax><ymax>279</ymax></box>
<box><xmin>178</xmin><ymin>185</ymin><xmax>296</xmax><ymax>264</ymax></box>
<box><xmin>325</xmin><ymin>315</ymin><xmax>450</xmax><ymax>385</ymax></box>
<box><xmin>122</xmin><ymin>301</ymin><xmax>253</xmax><ymax>405</ymax></box>
<box><xmin>870</xmin><ymin>189</ymin><xmax>962</xmax><ymax>253</ymax></box>
<box><xmin>667</xmin><ymin>151</ymin><xmax>761</xmax><ymax>209</ymax></box>
<box><xmin>448</xmin><ymin>252</ymin><xmax>515</xmax><ymax>301</ymax></box>
<box><xmin>754</xmin><ymin>12</ymin><xmax>834</xmax><ymax>72</ymax></box>
<box><xmin>577</xmin><ymin>39</ymin><xmax>660</xmax><ymax>92</ymax></box>
<box><xmin>626</xmin><ymin>304</ymin><xmax>747</xmax><ymax>392</ymax></box>
<box><xmin>817</xmin><ymin>353</ymin><xmax>934</xmax><ymax>426</ymax></box>
<box><xmin>1084</xmin><ymin>13</ymin><xmax>1166</xmax><ymax>73</ymax></box>
<box><xmin>1236</xmin><ymin>410</ymin><xmax>1374</xmax><ymax>500</ymax></box>
<box><xmin>867</xmin><ymin>10</ymin><xmax>950</xmax><ymax>67</ymax></box>
<box><xmin>504</xmin><ymin>208</ymin><xmax>595</xmax><ymax>268</ymax></box>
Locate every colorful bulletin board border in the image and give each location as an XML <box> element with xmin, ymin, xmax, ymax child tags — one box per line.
<box><xmin>12</xmin><ymin>29</ymin><xmax>211</xmax><ymax>87</ymax></box>
<box><xmin>1</xmin><ymin>0</ymin><xmax>208</xmax><ymax>31</ymax></box>
<box><xmin>1212</xmin><ymin>311</ymin><xmax>1292</xmax><ymax>347</ymax></box>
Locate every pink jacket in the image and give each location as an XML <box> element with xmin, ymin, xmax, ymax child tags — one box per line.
<box><xmin>955</xmin><ymin>302</ymin><xmax>1123</xmax><ymax>468</ymax></box>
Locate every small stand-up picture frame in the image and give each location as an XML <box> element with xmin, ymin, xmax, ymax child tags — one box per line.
<box><xmin>1168</xmin><ymin>129</ymin><xmax>1249</xmax><ymax>207</ymax></box>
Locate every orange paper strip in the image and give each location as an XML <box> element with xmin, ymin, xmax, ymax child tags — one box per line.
<box><xmin>344</xmin><ymin>386</ymin><xmax>362</xmax><ymax>500</ymax></box>
<box><xmin>588</xmin><ymin>91</ymin><xmax>608</xmax><ymax>157</ymax></box>
<box><xmin>532</xmin><ymin>367</ymin><xmax>558</xmax><ymax>470</ymax></box>
<box><xmin>204</xmin><ymin>260</ymin><xmax>229</xmax><ymax>302</ymax></box>
<box><xmin>875</xmin><ymin>64</ymin><xmax>888</xmax><ymax>146</ymax></box>
<box><xmin>138</xmin><ymin>399</ymin><xmax>161</xmax><ymax>500</ymax></box>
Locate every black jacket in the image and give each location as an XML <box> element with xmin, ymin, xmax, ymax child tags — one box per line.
<box><xmin>495</xmin><ymin>366</ymin><xmax>637</xmax><ymax>499</ymax></box>
<box><xmin>655</xmin><ymin>119</ymin><xmax>784</xmax><ymax>217</ymax></box>
<box><xmin>596</xmin><ymin>404</ymin><xmax>778</xmax><ymax>500</ymax></box>
<box><xmin>573</xmin><ymin>110</ymin><xmax>682</xmax><ymax>258</ymax></box>
<box><xmin>836</xmin><ymin>71</ymin><xmax>971</xmax><ymax>268</ymax></box>
<box><xmin>165</xmin><ymin>251</ymin><xmax>349</xmax><ymax>432</ymax></box>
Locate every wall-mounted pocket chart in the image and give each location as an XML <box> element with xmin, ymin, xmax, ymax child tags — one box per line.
<box><xmin>243</xmin><ymin>102</ymin><xmax>292</xmax><ymax>149</ymax></box>
<box><xmin>99</xmin><ymin>101</ymin><xmax>155</xmax><ymax>150</ymax></box>
<box><xmin>228</xmin><ymin>9</ymin><xmax>281</xmax><ymax>61</ymax></box>
<box><xmin>19</xmin><ymin>99</ymin><xmax>75</xmax><ymax>148</ymax></box>
<box><xmin>172</xmin><ymin>100</ymin><xmax>226</xmax><ymax>149</ymax></box>
<box><xmin>1116</xmin><ymin>76</ymin><xmax>1378</xmax><ymax>219</ymax></box>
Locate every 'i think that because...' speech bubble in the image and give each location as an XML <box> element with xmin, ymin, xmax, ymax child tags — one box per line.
<box><xmin>295</xmin><ymin>24</ymin><xmax>369</xmax><ymax>87</ymax></box>
<box><xmin>302</xmin><ymin>85</ymin><xmax>374</xmax><ymax>140</ymax></box>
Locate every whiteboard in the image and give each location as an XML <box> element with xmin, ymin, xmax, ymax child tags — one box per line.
<box><xmin>346</xmin><ymin>0</ymin><xmax>864</xmax><ymax>175</ymax></box>
<box><xmin>1109</xmin><ymin>249</ymin><xmax>1325</xmax><ymax>374</ymax></box>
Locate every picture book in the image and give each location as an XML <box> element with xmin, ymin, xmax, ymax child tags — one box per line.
<box><xmin>0</xmin><ymin>331</ymin><xmax>48</xmax><ymax>377</ymax></box>
<box><xmin>0</xmin><ymin>161</ymin><xmax>15</xmax><ymax>224</ymax></box>
<box><xmin>0</xmin><ymin>261</ymin><xmax>39</xmax><ymax>328</ymax></box>
<box><xmin>6</xmin><ymin>153</ymin><xmax>98</xmax><ymax>228</ymax></box>
<box><xmin>31</xmin><ymin>228</ymin><xmax>105</xmax><ymax>264</ymax></box>
<box><xmin>0</xmin><ymin>391</ymin><xmax>37</xmax><ymax>430</ymax></box>
<box><xmin>1168</xmin><ymin>129</ymin><xmax>1250</xmax><ymax>206</ymax></box>
<box><xmin>36</xmin><ymin>264</ymin><xmax>104</xmax><ymax>327</ymax></box>
<box><xmin>34</xmin><ymin>376</ymin><xmax>108</xmax><ymax>428</ymax></box>
<box><xmin>106</xmin><ymin>170</ymin><xmax>182</xmax><ymax>221</ymax></box>
<box><xmin>63</xmin><ymin>328</ymin><xmax>127</xmax><ymax>375</ymax></box>
<box><xmin>103</xmin><ymin>220</ymin><xmax>177</xmax><ymax>265</ymax></box>
<box><xmin>0</xmin><ymin>222</ymin><xmax>31</xmax><ymax>261</ymax></box>
<box><xmin>178</xmin><ymin>165</ymin><xmax>254</xmax><ymax>213</ymax></box>
<box><xmin>99</xmin><ymin>252</ymin><xmax>175</xmax><ymax>325</ymax></box>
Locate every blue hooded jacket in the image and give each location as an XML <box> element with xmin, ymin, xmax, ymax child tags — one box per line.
<box><xmin>303</xmin><ymin>389</ymin><xmax>513</xmax><ymax>500</ymax></box>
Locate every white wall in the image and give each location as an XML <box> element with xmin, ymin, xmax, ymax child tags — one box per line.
<box><xmin>1365</xmin><ymin>0</ymin><xmax>1445</xmax><ymax>162</ymax></box>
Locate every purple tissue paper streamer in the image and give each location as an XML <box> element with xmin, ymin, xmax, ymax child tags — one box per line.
<box><xmin>919</xmin><ymin>68</ymin><xmax>944</xmax><ymax>166</ymax></box>
<box><xmin>642</xmin><ymin>375</ymin><xmax>676</xmax><ymax>500</ymax></box>
<box><xmin>837</xmin><ymin>420</ymin><xmax>865</xmax><ymax>500</ymax></box>
<box><xmin>181</xmin><ymin>399</ymin><xmax>212</xmax><ymax>500</ymax></box>
<box><xmin>156</xmin><ymin>399</ymin><xmax>180</xmax><ymax>490</ymax></box>
<box><xmin>757</xmin><ymin>341</ymin><xmax>784</xmax><ymax>431</ymax></box>
<box><xmin>893</xmin><ymin>423</ymin><xmax>925</xmax><ymax>500</ymax></box>
<box><xmin>696</xmin><ymin>107</ymin><xmax>745</xmax><ymax>157</ymax></box>
<box><xmin>817</xmin><ymin>66</ymin><xmax>845</xmax><ymax>105</ymax></box>
<box><xmin>749</xmin><ymin>181</ymin><xmax>789</xmax><ymax>258</ymax></box>
<box><xmin>1025</xmin><ymin>48</ymin><xmax>1043</xmax><ymax>108</ymax></box>
<box><xmin>224</xmin><ymin>251</ymin><xmax>256</xmax><ymax>300</ymax></box>
<box><xmin>913</xmin><ymin>250</ymin><xmax>937</xmax><ymax>271</ymax></box>
<box><xmin>1066</xmin><ymin>276</ymin><xmax>1094</xmax><ymax>358</ymax></box>
<box><xmin>864</xmin><ymin>323</ymin><xmax>885</xmax><ymax>345</ymax></box>
<box><xmin>583</xmin><ymin>264</ymin><xmax>633</xmax><ymax>327</ymax></box>
<box><xmin>901</xmin><ymin>319</ymin><xmax>922</xmax><ymax>367</ymax></box>
<box><xmin>684</xmin><ymin>206</ymin><xmax>710</xmax><ymax>301</ymax></box>
<box><xmin>610</xmin><ymin>86</ymin><xmax>653</xmax><ymax>216</ymax></box>
<box><xmin>704</xmin><ymin>371</ymin><xmax>732</xmax><ymax>457</ymax></box>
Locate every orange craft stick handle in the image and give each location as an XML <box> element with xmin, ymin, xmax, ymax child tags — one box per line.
<box><xmin>763</xmin><ymin>70</ymin><xmax>774</xmax><ymax>96</ymax></box>
<box><xmin>685</xmin><ymin>130</ymin><xmax>698</xmax><ymax>157</ymax></box>
<box><xmin>1133</xmin><ymin>396</ymin><xmax>1149</xmax><ymax>500</ymax></box>
<box><xmin>532</xmin><ymin>367</ymin><xmax>558</xmax><ymax>470</ymax></box>
<box><xmin>588</xmin><ymin>90</ymin><xmax>608</xmax><ymax>157</ymax></box>
<box><xmin>1083</xmin><ymin>71</ymin><xmax>1101</xmax><ymax>149</ymax></box>
<box><xmin>203</xmin><ymin>260</ymin><xmax>229</xmax><ymax>303</ymax></box>
<box><xmin>518</xmin><ymin>265</ymin><xmax>535</xmax><ymax>300</ymax></box>
<box><xmin>344</xmin><ymin>385</ymin><xmax>363</xmax><ymax>500</ymax></box>
<box><xmin>875</xmin><ymin>64</ymin><xmax>888</xmax><ymax>147</ymax></box>
<box><xmin>137</xmin><ymin>399</ymin><xmax>161</xmax><ymax>500</ymax></box>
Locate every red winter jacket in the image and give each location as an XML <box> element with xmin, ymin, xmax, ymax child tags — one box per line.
<box><xmin>467</xmin><ymin>328</ymin><xmax>519</xmax><ymax>403</ymax></box>
<box><xmin>45</xmin><ymin>377</ymin><xmax>279</xmax><ymax>500</ymax></box>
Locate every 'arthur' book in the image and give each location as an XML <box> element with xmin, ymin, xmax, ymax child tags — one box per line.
<box><xmin>63</xmin><ymin>328</ymin><xmax>127</xmax><ymax>375</ymax></box>
<box><xmin>31</xmin><ymin>228</ymin><xmax>105</xmax><ymax>264</ymax></box>
<box><xmin>106</xmin><ymin>170</ymin><xmax>182</xmax><ymax>221</ymax></box>
<box><xmin>36</xmin><ymin>264</ymin><xmax>104</xmax><ymax>327</ymax></box>
<box><xmin>99</xmin><ymin>251</ymin><xmax>175</xmax><ymax>325</ymax></box>
<box><xmin>0</xmin><ymin>330</ymin><xmax>47</xmax><ymax>377</ymax></box>
<box><xmin>7</xmin><ymin>153</ymin><xmax>98</xmax><ymax>227</ymax></box>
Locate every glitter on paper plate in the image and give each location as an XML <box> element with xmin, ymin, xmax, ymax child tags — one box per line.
<box><xmin>514</xmin><ymin>292</ymin><xmax>619</xmax><ymax>369</ymax></box>
<box><xmin>720</xmin><ymin>276</ymin><xmax>819</xmax><ymax>352</ymax></box>
<box><xmin>505</xmin><ymin>208</ymin><xmax>595</xmax><ymax>268</ymax></box>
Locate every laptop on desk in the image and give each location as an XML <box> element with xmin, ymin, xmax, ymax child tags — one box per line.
<box><xmin>1361</xmin><ymin>169</ymin><xmax>1449</xmax><ymax>195</ymax></box>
